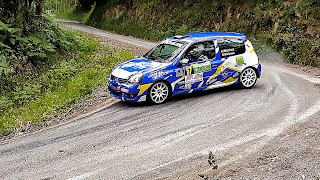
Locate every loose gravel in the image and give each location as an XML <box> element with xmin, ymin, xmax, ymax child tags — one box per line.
<box><xmin>216</xmin><ymin>112</ymin><xmax>320</xmax><ymax>179</ymax></box>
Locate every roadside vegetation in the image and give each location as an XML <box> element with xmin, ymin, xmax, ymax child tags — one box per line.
<box><xmin>52</xmin><ymin>0</ymin><xmax>320</xmax><ymax>67</ymax></box>
<box><xmin>0</xmin><ymin>1</ymin><xmax>133</xmax><ymax>137</ymax></box>
<box><xmin>46</xmin><ymin>0</ymin><xmax>95</xmax><ymax>23</ymax></box>
<box><xmin>199</xmin><ymin>151</ymin><xmax>219</xmax><ymax>180</ymax></box>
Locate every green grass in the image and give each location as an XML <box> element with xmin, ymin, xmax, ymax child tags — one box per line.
<box><xmin>0</xmin><ymin>33</ymin><xmax>134</xmax><ymax>137</ymax></box>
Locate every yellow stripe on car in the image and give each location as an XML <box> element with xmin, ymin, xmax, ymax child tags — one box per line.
<box><xmin>227</xmin><ymin>67</ymin><xmax>241</xmax><ymax>72</ymax></box>
<box><xmin>223</xmin><ymin>77</ymin><xmax>237</xmax><ymax>83</ymax></box>
<box><xmin>137</xmin><ymin>83</ymin><xmax>152</xmax><ymax>96</ymax></box>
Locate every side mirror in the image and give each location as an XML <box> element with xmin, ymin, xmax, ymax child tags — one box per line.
<box><xmin>179</xmin><ymin>58</ymin><xmax>189</xmax><ymax>65</ymax></box>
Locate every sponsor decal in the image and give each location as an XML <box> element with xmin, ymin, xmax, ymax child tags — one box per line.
<box><xmin>193</xmin><ymin>62</ymin><xmax>211</xmax><ymax>74</ymax></box>
<box><xmin>221</xmin><ymin>60</ymin><xmax>232</xmax><ymax>72</ymax></box>
<box><xmin>221</xmin><ymin>70</ymin><xmax>232</xmax><ymax>79</ymax></box>
<box><xmin>178</xmin><ymin>81</ymin><xmax>185</xmax><ymax>85</ymax></box>
<box><xmin>148</xmin><ymin>71</ymin><xmax>169</xmax><ymax>80</ymax></box>
<box><xmin>179</xmin><ymin>84</ymin><xmax>192</xmax><ymax>90</ymax></box>
<box><xmin>185</xmin><ymin>73</ymin><xmax>203</xmax><ymax>84</ymax></box>
<box><xmin>211</xmin><ymin>65</ymin><xmax>218</xmax><ymax>69</ymax></box>
<box><xmin>175</xmin><ymin>68</ymin><xmax>184</xmax><ymax>77</ymax></box>
<box><xmin>184</xmin><ymin>62</ymin><xmax>211</xmax><ymax>76</ymax></box>
<box><xmin>206</xmin><ymin>78</ymin><xmax>217</xmax><ymax>86</ymax></box>
<box><xmin>233</xmin><ymin>72</ymin><xmax>240</xmax><ymax>78</ymax></box>
<box><xmin>121</xmin><ymin>88</ymin><xmax>129</xmax><ymax>93</ymax></box>
<box><xmin>236</xmin><ymin>56</ymin><xmax>244</xmax><ymax>64</ymax></box>
<box><xmin>184</xmin><ymin>66</ymin><xmax>193</xmax><ymax>75</ymax></box>
<box><xmin>121</xmin><ymin>62</ymin><xmax>150</xmax><ymax>69</ymax></box>
<box><xmin>169</xmin><ymin>42</ymin><xmax>183</xmax><ymax>47</ymax></box>
<box><xmin>221</xmin><ymin>48</ymin><xmax>236</xmax><ymax>57</ymax></box>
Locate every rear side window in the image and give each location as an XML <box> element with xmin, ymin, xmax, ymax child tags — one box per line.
<box><xmin>218</xmin><ymin>38</ymin><xmax>245</xmax><ymax>58</ymax></box>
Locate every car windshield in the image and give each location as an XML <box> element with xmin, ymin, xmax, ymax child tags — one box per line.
<box><xmin>143</xmin><ymin>41</ymin><xmax>187</xmax><ymax>62</ymax></box>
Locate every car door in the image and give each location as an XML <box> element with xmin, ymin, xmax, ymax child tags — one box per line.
<box><xmin>176</xmin><ymin>41</ymin><xmax>218</xmax><ymax>91</ymax></box>
<box><xmin>213</xmin><ymin>38</ymin><xmax>246</xmax><ymax>84</ymax></box>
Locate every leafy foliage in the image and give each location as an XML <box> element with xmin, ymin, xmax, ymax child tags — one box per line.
<box><xmin>58</xmin><ymin>0</ymin><xmax>320</xmax><ymax>67</ymax></box>
<box><xmin>199</xmin><ymin>151</ymin><xmax>219</xmax><ymax>180</ymax></box>
<box><xmin>0</xmin><ymin>32</ymin><xmax>134</xmax><ymax>136</ymax></box>
<box><xmin>0</xmin><ymin>1</ymin><xmax>135</xmax><ymax>137</ymax></box>
<box><xmin>208</xmin><ymin>151</ymin><xmax>218</xmax><ymax>170</ymax></box>
<box><xmin>0</xmin><ymin>13</ymin><xmax>96</xmax><ymax>109</ymax></box>
<box><xmin>46</xmin><ymin>0</ymin><xmax>96</xmax><ymax>23</ymax></box>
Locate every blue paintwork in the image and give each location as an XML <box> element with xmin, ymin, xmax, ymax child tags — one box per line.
<box><xmin>258</xmin><ymin>64</ymin><xmax>262</xmax><ymax>77</ymax></box>
<box><xmin>108</xmin><ymin>33</ymin><xmax>261</xmax><ymax>102</ymax></box>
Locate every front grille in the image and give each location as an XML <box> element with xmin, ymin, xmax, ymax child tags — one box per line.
<box><xmin>118</xmin><ymin>78</ymin><xmax>128</xmax><ymax>84</ymax></box>
<box><xmin>111</xmin><ymin>74</ymin><xmax>128</xmax><ymax>84</ymax></box>
<box><xmin>108</xmin><ymin>87</ymin><xmax>122</xmax><ymax>97</ymax></box>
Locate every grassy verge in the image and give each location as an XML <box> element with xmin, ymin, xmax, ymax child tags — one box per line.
<box><xmin>0</xmin><ymin>32</ymin><xmax>134</xmax><ymax>137</ymax></box>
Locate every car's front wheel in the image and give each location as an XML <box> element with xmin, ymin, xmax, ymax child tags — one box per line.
<box><xmin>147</xmin><ymin>81</ymin><xmax>170</xmax><ymax>104</ymax></box>
<box><xmin>239</xmin><ymin>67</ymin><xmax>258</xmax><ymax>88</ymax></box>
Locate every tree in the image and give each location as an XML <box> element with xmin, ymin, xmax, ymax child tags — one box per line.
<box><xmin>0</xmin><ymin>0</ymin><xmax>45</xmax><ymax>29</ymax></box>
<box><xmin>77</xmin><ymin>0</ymin><xmax>96</xmax><ymax>11</ymax></box>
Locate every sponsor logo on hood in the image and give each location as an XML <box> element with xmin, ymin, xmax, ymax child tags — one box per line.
<box><xmin>112</xmin><ymin>58</ymin><xmax>169</xmax><ymax>79</ymax></box>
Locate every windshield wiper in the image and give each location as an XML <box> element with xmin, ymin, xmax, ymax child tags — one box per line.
<box><xmin>142</xmin><ymin>55</ymin><xmax>155</xmax><ymax>61</ymax></box>
<box><xmin>143</xmin><ymin>54</ymin><xmax>171</xmax><ymax>62</ymax></box>
<box><xmin>156</xmin><ymin>54</ymin><xmax>173</xmax><ymax>62</ymax></box>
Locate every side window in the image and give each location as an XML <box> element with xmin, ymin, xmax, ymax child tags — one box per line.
<box><xmin>218</xmin><ymin>38</ymin><xmax>245</xmax><ymax>58</ymax></box>
<box><xmin>184</xmin><ymin>41</ymin><xmax>215</xmax><ymax>63</ymax></box>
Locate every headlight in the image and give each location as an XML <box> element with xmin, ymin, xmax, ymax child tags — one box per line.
<box><xmin>128</xmin><ymin>73</ymin><xmax>143</xmax><ymax>84</ymax></box>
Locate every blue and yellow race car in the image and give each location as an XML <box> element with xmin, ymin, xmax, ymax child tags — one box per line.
<box><xmin>108</xmin><ymin>32</ymin><xmax>261</xmax><ymax>104</ymax></box>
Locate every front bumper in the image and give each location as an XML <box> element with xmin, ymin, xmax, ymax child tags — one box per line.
<box><xmin>107</xmin><ymin>78</ymin><xmax>147</xmax><ymax>102</ymax></box>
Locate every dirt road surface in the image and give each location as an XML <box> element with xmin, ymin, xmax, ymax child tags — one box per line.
<box><xmin>0</xmin><ymin>20</ymin><xmax>319</xmax><ymax>180</ymax></box>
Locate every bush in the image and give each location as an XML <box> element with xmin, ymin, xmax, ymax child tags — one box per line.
<box><xmin>58</xmin><ymin>0</ymin><xmax>320</xmax><ymax>67</ymax></box>
<box><xmin>0</xmin><ymin>33</ymin><xmax>134</xmax><ymax>137</ymax></box>
<box><xmin>0</xmin><ymin>10</ymin><xmax>134</xmax><ymax>137</ymax></box>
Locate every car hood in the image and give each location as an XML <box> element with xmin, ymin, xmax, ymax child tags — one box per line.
<box><xmin>111</xmin><ymin>58</ymin><xmax>170</xmax><ymax>79</ymax></box>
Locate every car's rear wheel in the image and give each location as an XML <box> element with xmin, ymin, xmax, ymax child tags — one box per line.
<box><xmin>239</xmin><ymin>67</ymin><xmax>257</xmax><ymax>88</ymax></box>
<box><xmin>147</xmin><ymin>81</ymin><xmax>170</xmax><ymax>104</ymax></box>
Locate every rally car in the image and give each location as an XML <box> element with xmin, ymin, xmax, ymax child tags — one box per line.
<box><xmin>108</xmin><ymin>32</ymin><xmax>261</xmax><ymax>104</ymax></box>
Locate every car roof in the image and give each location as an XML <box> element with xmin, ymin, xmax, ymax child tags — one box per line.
<box><xmin>167</xmin><ymin>32</ymin><xmax>247</xmax><ymax>42</ymax></box>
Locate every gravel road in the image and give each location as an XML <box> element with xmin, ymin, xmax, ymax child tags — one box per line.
<box><xmin>0</xmin><ymin>20</ymin><xmax>319</xmax><ymax>180</ymax></box>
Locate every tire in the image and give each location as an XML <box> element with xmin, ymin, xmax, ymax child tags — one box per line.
<box><xmin>239</xmin><ymin>67</ymin><xmax>258</xmax><ymax>89</ymax></box>
<box><xmin>147</xmin><ymin>81</ymin><xmax>170</xmax><ymax>104</ymax></box>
